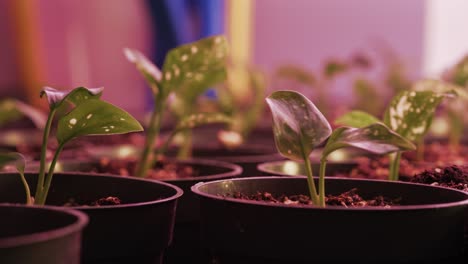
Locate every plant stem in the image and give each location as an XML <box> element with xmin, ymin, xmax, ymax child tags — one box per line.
<box><xmin>34</xmin><ymin>108</ymin><xmax>56</xmax><ymax>201</ymax></box>
<box><xmin>303</xmin><ymin>155</ymin><xmax>320</xmax><ymax>206</ymax></box>
<box><xmin>35</xmin><ymin>143</ymin><xmax>64</xmax><ymax>205</ymax></box>
<box><xmin>136</xmin><ymin>100</ymin><xmax>164</xmax><ymax>177</ymax></box>
<box><xmin>18</xmin><ymin>171</ymin><xmax>32</xmax><ymax>205</ymax></box>
<box><xmin>177</xmin><ymin>129</ymin><xmax>193</xmax><ymax>159</ymax></box>
<box><xmin>388</xmin><ymin>151</ymin><xmax>402</xmax><ymax>181</ymax></box>
<box><xmin>319</xmin><ymin>159</ymin><xmax>327</xmax><ymax>207</ymax></box>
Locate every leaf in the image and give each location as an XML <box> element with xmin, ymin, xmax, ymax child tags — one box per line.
<box><xmin>56</xmin><ymin>100</ymin><xmax>143</xmax><ymax>145</ymax></box>
<box><xmin>174</xmin><ymin>112</ymin><xmax>232</xmax><ymax>131</ymax></box>
<box><xmin>447</xmin><ymin>55</ymin><xmax>468</xmax><ymax>87</ymax></box>
<box><xmin>323</xmin><ymin>60</ymin><xmax>348</xmax><ymax>78</ymax></box>
<box><xmin>412</xmin><ymin>79</ymin><xmax>468</xmax><ymax>100</ymax></box>
<box><xmin>40</xmin><ymin>86</ymin><xmax>103</xmax><ymax>111</ymax></box>
<box><xmin>274</xmin><ymin>65</ymin><xmax>315</xmax><ymax>86</ymax></box>
<box><xmin>266</xmin><ymin>90</ymin><xmax>332</xmax><ymax>161</ymax></box>
<box><xmin>383</xmin><ymin>90</ymin><xmax>447</xmax><ymax>142</ymax></box>
<box><xmin>322</xmin><ymin>123</ymin><xmax>416</xmax><ymax>159</ymax></box>
<box><xmin>124</xmin><ymin>48</ymin><xmax>162</xmax><ymax>96</ymax></box>
<box><xmin>334</xmin><ymin>110</ymin><xmax>380</xmax><ymax>128</ymax></box>
<box><xmin>0</xmin><ymin>99</ymin><xmax>24</xmax><ymax>127</ymax></box>
<box><xmin>0</xmin><ymin>152</ymin><xmax>25</xmax><ymax>174</ymax></box>
<box><xmin>162</xmin><ymin>35</ymin><xmax>228</xmax><ymax>102</ymax></box>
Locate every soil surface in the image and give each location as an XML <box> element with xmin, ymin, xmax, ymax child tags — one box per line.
<box><xmin>63</xmin><ymin>196</ymin><xmax>122</xmax><ymax>207</ymax></box>
<box><xmin>225</xmin><ymin>188</ymin><xmax>401</xmax><ymax>208</ymax></box>
<box><xmin>92</xmin><ymin>157</ymin><xmax>198</xmax><ymax>180</ymax></box>
<box><xmin>410</xmin><ymin>165</ymin><xmax>468</xmax><ymax>192</ymax></box>
<box><xmin>339</xmin><ymin>142</ymin><xmax>468</xmax><ymax>181</ymax></box>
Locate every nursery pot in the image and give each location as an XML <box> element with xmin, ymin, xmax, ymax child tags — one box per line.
<box><xmin>0</xmin><ymin>172</ymin><xmax>183</xmax><ymax>264</ymax></box>
<box><xmin>30</xmin><ymin>157</ymin><xmax>243</xmax><ymax>264</ymax></box>
<box><xmin>0</xmin><ymin>204</ymin><xmax>88</xmax><ymax>264</ymax></box>
<box><xmin>257</xmin><ymin>160</ymin><xmax>357</xmax><ymax>177</ymax></box>
<box><xmin>192</xmin><ymin>176</ymin><xmax>468</xmax><ymax>264</ymax></box>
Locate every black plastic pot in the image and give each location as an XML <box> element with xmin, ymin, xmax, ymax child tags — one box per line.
<box><xmin>257</xmin><ymin>160</ymin><xmax>357</xmax><ymax>177</ymax></box>
<box><xmin>192</xmin><ymin>176</ymin><xmax>468</xmax><ymax>264</ymax></box>
<box><xmin>170</xmin><ymin>144</ymin><xmax>284</xmax><ymax>177</ymax></box>
<box><xmin>0</xmin><ymin>204</ymin><xmax>88</xmax><ymax>264</ymax></box>
<box><xmin>0</xmin><ymin>173</ymin><xmax>183</xmax><ymax>264</ymax></box>
<box><xmin>28</xmin><ymin>157</ymin><xmax>243</xmax><ymax>264</ymax></box>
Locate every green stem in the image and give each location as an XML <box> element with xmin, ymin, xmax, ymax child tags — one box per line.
<box><xmin>388</xmin><ymin>152</ymin><xmax>402</xmax><ymax>181</ymax></box>
<box><xmin>35</xmin><ymin>143</ymin><xmax>65</xmax><ymax>205</ymax></box>
<box><xmin>136</xmin><ymin>100</ymin><xmax>164</xmax><ymax>177</ymax></box>
<box><xmin>34</xmin><ymin>108</ymin><xmax>56</xmax><ymax>201</ymax></box>
<box><xmin>177</xmin><ymin>129</ymin><xmax>193</xmax><ymax>159</ymax></box>
<box><xmin>319</xmin><ymin>158</ymin><xmax>327</xmax><ymax>207</ymax></box>
<box><xmin>303</xmin><ymin>155</ymin><xmax>320</xmax><ymax>206</ymax></box>
<box><xmin>18</xmin><ymin>171</ymin><xmax>32</xmax><ymax>205</ymax></box>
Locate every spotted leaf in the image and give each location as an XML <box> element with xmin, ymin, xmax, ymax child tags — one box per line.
<box><xmin>162</xmin><ymin>35</ymin><xmax>228</xmax><ymax>102</ymax></box>
<box><xmin>57</xmin><ymin>100</ymin><xmax>143</xmax><ymax>145</ymax></box>
<box><xmin>40</xmin><ymin>86</ymin><xmax>103</xmax><ymax>111</ymax></box>
<box><xmin>412</xmin><ymin>79</ymin><xmax>468</xmax><ymax>100</ymax></box>
<box><xmin>266</xmin><ymin>90</ymin><xmax>332</xmax><ymax>161</ymax></box>
<box><xmin>175</xmin><ymin>112</ymin><xmax>232</xmax><ymax>131</ymax></box>
<box><xmin>334</xmin><ymin>110</ymin><xmax>380</xmax><ymax>128</ymax></box>
<box><xmin>383</xmin><ymin>90</ymin><xmax>447</xmax><ymax>141</ymax></box>
<box><xmin>322</xmin><ymin>123</ymin><xmax>415</xmax><ymax>159</ymax></box>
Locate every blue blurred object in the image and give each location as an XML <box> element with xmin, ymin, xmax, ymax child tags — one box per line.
<box><xmin>144</xmin><ymin>0</ymin><xmax>225</xmax><ymax>107</ymax></box>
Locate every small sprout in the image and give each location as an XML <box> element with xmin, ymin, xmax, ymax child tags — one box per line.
<box><xmin>20</xmin><ymin>86</ymin><xmax>144</xmax><ymax>205</ymax></box>
<box><xmin>267</xmin><ymin>90</ymin><xmax>414</xmax><ymax>207</ymax></box>
<box><xmin>0</xmin><ymin>153</ymin><xmax>31</xmax><ymax>204</ymax></box>
<box><xmin>126</xmin><ymin>35</ymin><xmax>231</xmax><ymax>176</ymax></box>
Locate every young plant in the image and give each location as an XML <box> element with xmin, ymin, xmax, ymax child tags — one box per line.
<box><xmin>3</xmin><ymin>86</ymin><xmax>143</xmax><ymax>205</ymax></box>
<box><xmin>0</xmin><ymin>152</ymin><xmax>30</xmax><ymax>204</ymax></box>
<box><xmin>216</xmin><ymin>65</ymin><xmax>267</xmax><ymax>147</ymax></box>
<box><xmin>335</xmin><ymin>80</ymin><xmax>460</xmax><ymax>180</ymax></box>
<box><xmin>266</xmin><ymin>90</ymin><xmax>415</xmax><ymax>207</ymax></box>
<box><xmin>125</xmin><ymin>35</ymin><xmax>231</xmax><ymax>177</ymax></box>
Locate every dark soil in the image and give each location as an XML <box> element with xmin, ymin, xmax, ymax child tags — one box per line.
<box><xmin>226</xmin><ymin>188</ymin><xmax>400</xmax><ymax>208</ymax></box>
<box><xmin>63</xmin><ymin>196</ymin><xmax>122</xmax><ymax>207</ymax></box>
<box><xmin>410</xmin><ymin>165</ymin><xmax>468</xmax><ymax>192</ymax></box>
<box><xmin>338</xmin><ymin>156</ymin><xmax>432</xmax><ymax>181</ymax></box>
<box><xmin>91</xmin><ymin>157</ymin><xmax>198</xmax><ymax>180</ymax></box>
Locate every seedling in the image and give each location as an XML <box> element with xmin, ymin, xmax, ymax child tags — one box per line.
<box><xmin>216</xmin><ymin>65</ymin><xmax>266</xmax><ymax>147</ymax></box>
<box><xmin>335</xmin><ymin>80</ymin><xmax>460</xmax><ymax>180</ymax></box>
<box><xmin>266</xmin><ymin>90</ymin><xmax>414</xmax><ymax>207</ymax></box>
<box><xmin>125</xmin><ymin>35</ymin><xmax>232</xmax><ymax>177</ymax></box>
<box><xmin>1</xmin><ymin>86</ymin><xmax>143</xmax><ymax>205</ymax></box>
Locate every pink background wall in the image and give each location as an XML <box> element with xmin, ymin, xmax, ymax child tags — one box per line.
<box><xmin>1</xmin><ymin>0</ymin><xmax>427</xmax><ymax>113</ymax></box>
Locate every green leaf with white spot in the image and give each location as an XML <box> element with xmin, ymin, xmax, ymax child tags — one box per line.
<box><xmin>334</xmin><ymin>110</ymin><xmax>380</xmax><ymax>128</ymax></box>
<box><xmin>40</xmin><ymin>86</ymin><xmax>103</xmax><ymax>111</ymax></box>
<box><xmin>162</xmin><ymin>35</ymin><xmax>228</xmax><ymax>102</ymax></box>
<box><xmin>383</xmin><ymin>90</ymin><xmax>447</xmax><ymax>142</ymax></box>
<box><xmin>266</xmin><ymin>90</ymin><xmax>332</xmax><ymax>161</ymax></box>
<box><xmin>322</xmin><ymin>123</ymin><xmax>416</xmax><ymax>159</ymax></box>
<box><xmin>174</xmin><ymin>112</ymin><xmax>232</xmax><ymax>131</ymax></box>
<box><xmin>0</xmin><ymin>152</ymin><xmax>25</xmax><ymax>174</ymax></box>
<box><xmin>56</xmin><ymin>100</ymin><xmax>143</xmax><ymax>145</ymax></box>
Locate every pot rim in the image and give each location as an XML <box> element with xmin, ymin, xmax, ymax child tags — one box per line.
<box><xmin>0</xmin><ymin>203</ymin><xmax>88</xmax><ymax>248</ymax></box>
<box><xmin>3</xmin><ymin>172</ymin><xmax>184</xmax><ymax>210</ymax></box>
<box><xmin>191</xmin><ymin>176</ymin><xmax>468</xmax><ymax>211</ymax></box>
<box><xmin>27</xmin><ymin>157</ymin><xmax>243</xmax><ymax>183</ymax></box>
